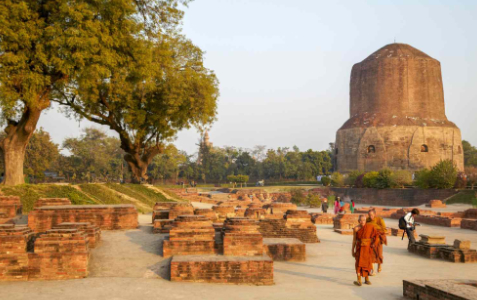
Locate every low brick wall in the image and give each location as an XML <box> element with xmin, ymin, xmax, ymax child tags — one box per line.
<box><xmin>34</xmin><ymin>198</ymin><xmax>71</xmax><ymax>209</ymax></box>
<box><xmin>263</xmin><ymin>238</ymin><xmax>306</xmax><ymax>261</ymax></box>
<box><xmin>223</xmin><ymin>218</ymin><xmax>263</xmax><ymax>256</ymax></box>
<box><xmin>0</xmin><ymin>196</ymin><xmax>22</xmax><ymax>223</ymax></box>
<box><xmin>170</xmin><ymin>255</ymin><xmax>274</xmax><ymax>285</ymax></box>
<box><xmin>461</xmin><ymin>219</ymin><xmax>477</xmax><ymax>231</ymax></box>
<box><xmin>28</xmin><ymin>205</ymin><xmax>138</xmax><ymax>232</ymax></box>
<box><xmin>330</xmin><ymin>188</ymin><xmax>459</xmax><ymax>207</ymax></box>
<box><xmin>0</xmin><ymin>225</ymin><xmax>32</xmax><ymax>281</ymax></box>
<box><xmin>404</xmin><ymin>279</ymin><xmax>477</xmax><ymax>300</ymax></box>
<box><xmin>53</xmin><ymin>222</ymin><xmax>101</xmax><ymax>248</ymax></box>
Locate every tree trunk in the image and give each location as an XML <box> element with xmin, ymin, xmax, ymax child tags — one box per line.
<box><xmin>0</xmin><ymin>106</ymin><xmax>44</xmax><ymax>186</ymax></box>
<box><xmin>124</xmin><ymin>152</ymin><xmax>150</xmax><ymax>184</ymax></box>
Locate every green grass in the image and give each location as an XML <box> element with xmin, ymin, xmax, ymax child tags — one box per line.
<box><xmin>106</xmin><ymin>183</ymin><xmax>174</xmax><ymax>206</ymax></box>
<box><xmin>446</xmin><ymin>190</ymin><xmax>477</xmax><ymax>205</ymax></box>
<box><xmin>156</xmin><ymin>188</ymin><xmax>183</xmax><ymax>201</ymax></box>
<box><xmin>0</xmin><ymin>184</ymin><xmax>95</xmax><ymax>213</ymax></box>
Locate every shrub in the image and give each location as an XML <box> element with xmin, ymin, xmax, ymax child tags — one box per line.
<box><xmin>428</xmin><ymin>159</ymin><xmax>458</xmax><ymax>189</ymax></box>
<box><xmin>346</xmin><ymin>170</ymin><xmax>364</xmax><ymax>186</ymax></box>
<box><xmin>331</xmin><ymin>172</ymin><xmax>344</xmax><ymax>187</ymax></box>
<box><xmin>414</xmin><ymin>169</ymin><xmax>432</xmax><ymax>189</ymax></box>
<box><xmin>290</xmin><ymin>189</ymin><xmax>306</xmax><ymax>205</ymax></box>
<box><xmin>306</xmin><ymin>193</ymin><xmax>322</xmax><ymax>208</ymax></box>
<box><xmin>321</xmin><ymin>176</ymin><xmax>331</xmax><ymax>187</ymax></box>
<box><xmin>465</xmin><ymin>166</ymin><xmax>477</xmax><ymax>189</ymax></box>
<box><xmin>375</xmin><ymin>168</ymin><xmax>394</xmax><ymax>189</ymax></box>
<box><xmin>390</xmin><ymin>170</ymin><xmax>413</xmax><ymax>188</ymax></box>
<box><xmin>363</xmin><ymin>172</ymin><xmax>379</xmax><ymax>188</ymax></box>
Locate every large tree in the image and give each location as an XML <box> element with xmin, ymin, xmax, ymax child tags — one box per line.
<box><xmin>0</xmin><ymin>0</ymin><xmax>147</xmax><ymax>185</ymax></box>
<box><xmin>54</xmin><ymin>3</ymin><xmax>219</xmax><ymax>183</ymax></box>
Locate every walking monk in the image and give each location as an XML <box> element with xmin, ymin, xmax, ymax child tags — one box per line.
<box><xmin>367</xmin><ymin>209</ymin><xmax>387</xmax><ymax>274</ymax></box>
<box><xmin>352</xmin><ymin>215</ymin><xmax>378</xmax><ymax>286</ymax></box>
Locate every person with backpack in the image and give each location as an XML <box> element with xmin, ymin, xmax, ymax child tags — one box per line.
<box><xmin>400</xmin><ymin>208</ymin><xmax>420</xmax><ymax>244</ymax></box>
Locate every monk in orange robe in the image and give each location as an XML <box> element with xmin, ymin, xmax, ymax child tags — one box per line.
<box><xmin>352</xmin><ymin>215</ymin><xmax>378</xmax><ymax>286</ymax></box>
<box><xmin>367</xmin><ymin>209</ymin><xmax>387</xmax><ymax>274</ymax></box>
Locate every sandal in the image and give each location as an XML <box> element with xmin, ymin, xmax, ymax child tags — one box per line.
<box><xmin>378</xmin><ymin>267</ymin><xmax>382</xmax><ymax>273</ymax></box>
<box><xmin>365</xmin><ymin>281</ymin><xmax>372</xmax><ymax>285</ymax></box>
<box><xmin>353</xmin><ymin>281</ymin><xmax>362</xmax><ymax>287</ymax></box>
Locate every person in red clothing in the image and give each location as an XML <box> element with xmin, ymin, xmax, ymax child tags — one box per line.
<box><xmin>352</xmin><ymin>215</ymin><xmax>378</xmax><ymax>286</ymax></box>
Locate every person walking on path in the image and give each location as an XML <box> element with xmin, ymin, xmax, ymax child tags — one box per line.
<box><xmin>322</xmin><ymin>198</ymin><xmax>328</xmax><ymax>213</ymax></box>
<box><xmin>339</xmin><ymin>197</ymin><xmax>345</xmax><ymax>214</ymax></box>
<box><xmin>367</xmin><ymin>209</ymin><xmax>387</xmax><ymax>274</ymax></box>
<box><xmin>352</xmin><ymin>215</ymin><xmax>378</xmax><ymax>286</ymax></box>
<box><xmin>334</xmin><ymin>198</ymin><xmax>341</xmax><ymax>214</ymax></box>
<box><xmin>404</xmin><ymin>209</ymin><xmax>420</xmax><ymax>245</ymax></box>
<box><xmin>350</xmin><ymin>200</ymin><xmax>355</xmax><ymax>213</ymax></box>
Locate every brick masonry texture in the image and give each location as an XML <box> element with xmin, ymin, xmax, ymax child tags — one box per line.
<box><xmin>0</xmin><ymin>225</ymin><xmax>90</xmax><ymax>281</ymax></box>
<box><xmin>258</xmin><ymin>210</ymin><xmax>319</xmax><ymax>243</ymax></box>
<box><xmin>403</xmin><ymin>279</ymin><xmax>477</xmax><ymax>300</ymax></box>
<box><xmin>223</xmin><ymin>218</ymin><xmax>264</xmax><ymax>256</ymax></box>
<box><xmin>311</xmin><ymin>213</ymin><xmax>334</xmax><ymax>225</ymax></box>
<box><xmin>408</xmin><ymin>236</ymin><xmax>477</xmax><ymax>263</ymax></box>
<box><xmin>333</xmin><ymin>214</ymin><xmax>360</xmax><ymax>230</ymax></box>
<box><xmin>0</xmin><ymin>196</ymin><xmax>22</xmax><ymax>224</ymax></box>
<box><xmin>335</xmin><ymin>43</ymin><xmax>464</xmax><ymax>173</ymax></box>
<box><xmin>28</xmin><ymin>204</ymin><xmax>138</xmax><ymax>232</ymax></box>
<box><xmin>170</xmin><ymin>255</ymin><xmax>274</xmax><ymax>286</ymax></box>
<box><xmin>163</xmin><ymin>215</ymin><xmax>216</xmax><ymax>258</ymax></box>
<box><xmin>53</xmin><ymin>222</ymin><xmax>101</xmax><ymax>248</ymax></box>
<box><xmin>330</xmin><ymin>188</ymin><xmax>459</xmax><ymax>207</ymax></box>
<box><xmin>461</xmin><ymin>219</ymin><xmax>477</xmax><ymax>231</ymax></box>
<box><xmin>263</xmin><ymin>238</ymin><xmax>306</xmax><ymax>261</ymax></box>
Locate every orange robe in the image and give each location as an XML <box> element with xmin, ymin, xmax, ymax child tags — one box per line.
<box><xmin>367</xmin><ymin>216</ymin><xmax>387</xmax><ymax>264</ymax></box>
<box><xmin>354</xmin><ymin>224</ymin><xmax>378</xmax><ymax>277</ymax></box>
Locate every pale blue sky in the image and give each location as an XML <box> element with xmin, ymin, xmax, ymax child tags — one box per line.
<box><xmin>39</xmin><ymin>0</ymin><xmax>477</xmax><ymax>154</ymax></box>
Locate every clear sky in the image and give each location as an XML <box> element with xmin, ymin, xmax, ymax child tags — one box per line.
<box><xmin>38</xmin><ymin>0</ymin><xmax>477</xmax><ymax>155</ymax></box>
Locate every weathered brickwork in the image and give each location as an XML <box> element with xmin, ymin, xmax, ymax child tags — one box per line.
<box><xmin>53</xmin><ymin>222</ymin><xmax>101</xmax><ymax>248</ymax></box>
<box><xmin>426</xmin><ymin>200</ymin><xmax>446</xmax><ymax>208</ymax></box>
<box><xmin>212</xmin><ymin>206</ymin><xmax>236</xmax><ymax>221</ymax></box>
<box><xmin>0</xmin><ymin>225</ymin><xmax>32</xmax><ymax>281</ymax></box>
<box><xmin>310</xmin><ymin>213</ymin><xmax>334</xmax><ymax>225</ymax></box>
<box><xmin>0</xmin><ymin>196</ymin><xmax>22</xmax><ymax>224</ymax></box>
<box><xmin>461</xmin><ymin>219</ymin><xmax>477</xmax><ymax>231</ymax></box>
<box><xmin>263</xmin><ymin>238</ymin><xmax>306</xmax><ymax>261</ymax></box>
<box><xmin>163</xmin><ymin>215</ymin><xmax>216</xmax><ymax>258</ymax></box>
<box><xmin>408</xmin><ymin>235</ymin><xmax>477</xmax><ymax>263</ymax></box>
<box><xmin>28</xmin><ymin>205</ymin><xmax>138</xmax><ymax>232</ymax></box>
<box><xmin>404</xmin><ymin>280</ymin><xmax>477</xmax><ymax>300</ymax></box>
<box><xmin>223</xmin><ymin>218</ymin><xmax>263</xmax><ymax>256</ymax></box>
<box><xmin>258</xmin><ymin>210</ymin><xmax>319</xmax><ymax>243</ymax></box>
<box><xmin>170</xmin><ymin>255</ymin><xmax>274</xmax><ymax>286</ymax></box>
<box><xmin>333</xmin><ymin>214</ymin><xmax>359</xmax><ymax>230</ymax></box>
<box><xmin>244</xmin><ymin>208</ymin><xmax>267</xmax><ymax>219</ymax></box>
<box><xmin>336</xmin><ymin>43</ymin><xmax>464</xmax><ymax>173</ymax></box>
<box><xmin>270</xmin><ymin>203</ymin><xmax>296</xmax><ymax>215</ymax></box>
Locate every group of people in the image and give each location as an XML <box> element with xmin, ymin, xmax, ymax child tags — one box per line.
<box><xmin>321</xmin><ymin>197</ymin><xmax>356</xmax><ymax>214</ymax></box>
<box><xmin>351</xmin><ymin>208</ymin><xmax>420</xmax><ymax>286</ymax></box>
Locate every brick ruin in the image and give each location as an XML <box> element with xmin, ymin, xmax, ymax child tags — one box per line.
<box><xmin>426</xmin><ymin>200</ymin><xmax>446</xmax><ymax>208</ymax></box>
<box><xmin>310</xmin><ymin>213</ymin><xmax>334</xmax><ymax>225</ymax></box>
<box><xmin>163</xmin><ymin>215</ymin><xmax>217</xmax><ymax>257</ymax></box>
<box><xmin>258</xmin><ymin>210</ymin><xmax>319</xmax><ymax>243</ymax></box>
<box><xmin>390</xmin><ymin>208</ymin><xmax>477</xmax><ymax>231</ymax></box>
<box><xmin>28</xmin><ymin>204</ymin><xmax>138</xmax><ymax>232</ymax></box>
<box><xmin>408</xmin><ymin>235</ymin><xmax>477</xmax><ymax>263</ymax></box>
<box><xmin>263</xmin><ymin>238</ymin><xmax>305</xmax><ymax>262</ymax></box>
<box><xmin>53</xmin><ymin>222</ymin><xmax>101</xmax><ymax>248</ymax></box>
<box><xmin>0</xmin><ymin>224</ymin><xmax>91</xmax><ymax>281</ymax></box>
<box><xmin>223</xmin><ymin>217</ymin><xmax>264</xmax><ymax>256</ymax></box>
<box><xmin>333</xmin><ymin>214</ymin><xmax>359</xmax><ymax>235</ymax></box>
<box><xmin>404</xmin><ymin>279</ymin><xmax>477</xmax><ymax>300</ymax></box>
<box><xmin>0</xmin><ymin>196</ymin><xmax>22</xmax><ymax>224</ymax></box>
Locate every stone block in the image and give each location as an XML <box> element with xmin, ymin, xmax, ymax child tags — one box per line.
<box><xmin>263</xmin><ymin>238</ymin><xmax>306</xmax><ymax>262</ymax></box>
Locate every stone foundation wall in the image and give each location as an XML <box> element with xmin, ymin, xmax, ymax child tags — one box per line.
<box><xmin>0</xmin><ymin>196</ymin><xmax>22</xmax><ymax>223</ymax></box>
<box><xmin>170</xmin><ymin>255</ymin><xmax>274</xmax><ymax>285</ymax></box>
<box><xmin>28</xmin><ymin>205</ymin><xmax>138</xmax><ymax>232</ymax></box>
<box><xmin>263</xmin><ymin>238</ymin><xmax>306</xmax><ymax>261</ymax></box>
<box><xmin>34</xmin><ymin>198</ymin><xmax>71</xmax><ymax>208</ymax></box>
<box><xmin>404</xmin><ymin>279</ymin><xmax>477</xmax><ymax>300</ymax></box>
<box><xmin>330</xmin><ymin>188</ymin><xmax>459</xmax><ymax>207</ymax></box>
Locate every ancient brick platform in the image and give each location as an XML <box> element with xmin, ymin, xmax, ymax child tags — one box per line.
<box><xmin>34</xmin><ymin>198</ymin><xmax>71</xmax><ymax>208</ymax></box>
<box><xmin>333</xmin><ymin>214</ymin><xmax>359</xmax><ymax>230</ymax></box>
<box><xmin>404</xmin><ymin>279</ymin><xmax>477</xmax><ymax>300</ymax></box>
<box><xmin>234</xmin><ymin>208</ymin><xmax>246</xmax><ymax>217</ymax></box>
<box><xmin>54</xmin><ymin>222</ymin><xmax>101</xmax><ymax>248</ymax></box>
<box><xmin>163</xmin><ymin>215</ymin><xmax>216</xmax><ymax>258</ymax></box>
<box><xmin>212</xmin><ymin>205</ymin><xmax>236</xmax><ymax>221</ymax></box>
<box><xmin>153</xmin><ymin>219</ymin><xmax>174</xmax><ymax>233</ymax></box>
<box><xmin>311</xmin><ymin>213</ymin><xmax>334</xmax><ymax>225</ymax></box>
<box><xmin>28</xmin><ymin>205</ymin><xmax>138</xmax><ymax>232</ymax></box>
<box><xmin>461</xmin><ymin>219</ymin><xmax>477</xmax><ymax>231</ymax></box>
<box><xmin>270</xmin><ymin>202</ymin><xmax>296</xmax><ymax>215</ymax></box>
<box><xmin>170</xmin><ymin>255</ymin><xmax>274</xmax><ymax>285</ymax></box>
<box><xmin>426</xmin><ymin>200</ymin><xmax>446</xmax><ymax>208</ymax></box>
<box><xmin>258</xmin><ymin>211</ymin><xmax>319</xmax><ymax>243</ymax></box>
<box><xmin>28</xmin><ymin>229</ymin><xmax>89</xmax><ymax>280</ymax></box>
<box><xmin>0</xmin><ymin>225</ymin><xmax>33</xmax><ymax>281</ymax></box>
<box><xmin>194</xmin><ymin>208</ymin><xmax>217</xmax><ymax>222</ymax></box>
<box><xmin>263</xmin><ymin>238</ymin><xmax>306</xmax><ymax>261</ymax></box>
<box><xmin>353</xmin><ymin>207</ymin><xmax>398</xmax><ymax>218</ymax></box>
<box><xmin>223</xmin><ymin>218</ymin><xmax>263</xmax><ymax>256</ymax></box>
<box><xmin>408</xmin><ymin>235</ymin><xmax>477</xmax><ymax>263</ymax></box>
<box><xmin>0</xmin><ymin>196</ymin><xmax>22</xmax><ymax>224</ymax></box>
<box><xmin>244</xmin><ymin>208</ymin><xmax>267</xmax><ymax>219</ymax></box>
<box><xmin>168</xmin><ymin>203</ymin><xmax>195</xmax><ymax>220</ymax></box>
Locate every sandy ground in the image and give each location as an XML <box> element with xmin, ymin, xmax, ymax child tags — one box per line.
<box><xmin>2</xmin><ymin>203</ymin><xmax>477</xmax><ymax>300</ymax></box>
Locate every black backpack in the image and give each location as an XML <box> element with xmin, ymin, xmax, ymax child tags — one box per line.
<box><xmin>398</xmin><ymin>216</ymin><xmax>407</xmax><ymax>230</ymax></box>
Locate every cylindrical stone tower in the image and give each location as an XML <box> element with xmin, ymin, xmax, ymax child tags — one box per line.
<box><xmin>335</xmin><ymin>43</ymin><xmax>464</xmax><ymax>173</ymax></box>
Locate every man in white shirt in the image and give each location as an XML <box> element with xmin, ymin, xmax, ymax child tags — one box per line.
<box><xmin>404</xmin><ymin>209</ymin><xmax>420</xmax><ymax>244</ymax></box>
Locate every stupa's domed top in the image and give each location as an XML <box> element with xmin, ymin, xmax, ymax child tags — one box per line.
<box><xmin>362</xmin><ymin>43</ymin><xmax>435</xmax><ymax>62</ymax></box>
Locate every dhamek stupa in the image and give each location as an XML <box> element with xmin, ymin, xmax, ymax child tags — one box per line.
<box><xmin>335</xmin><ymin>43</ymin><xmax>464</xmax><ymax>173</ymax></box>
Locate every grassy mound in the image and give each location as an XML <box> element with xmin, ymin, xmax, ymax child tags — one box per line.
<box><xmin>446</xmin><ymin>190</ymin><xmax>477</xmax><ymax>206</ymax></box>
<box><xmin>0</xmin><ymin>184</ymin><xmax>95</xmax><ymax>213</ymax></box>
<box><xmin>106</xmin><ymin>183</ymin><xmax>173</xmax><ymax>207</ymax></box>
